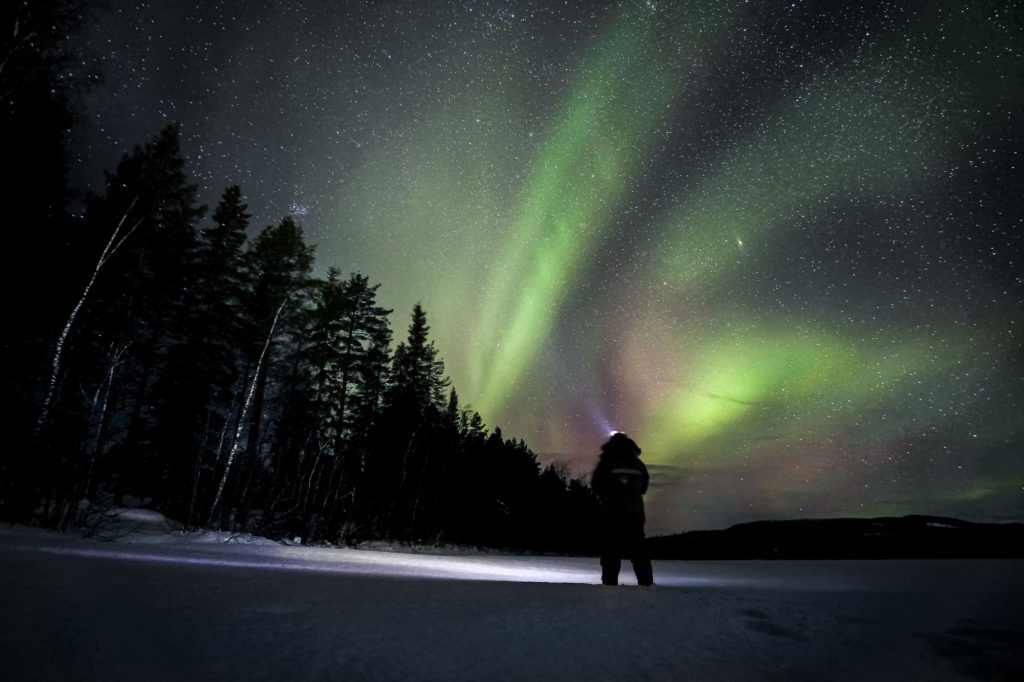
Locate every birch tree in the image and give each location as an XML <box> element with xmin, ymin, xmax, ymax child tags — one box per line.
<box><xmin>35</xmin><ymin>200</ymin><xmax>141</xmax><ymax>434</ymax></box>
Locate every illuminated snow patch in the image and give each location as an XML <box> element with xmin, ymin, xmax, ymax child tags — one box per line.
<box><xmin>9</xmin><ymin>541</ymin><xmax>604</xmax><ymax>584</ymax></box>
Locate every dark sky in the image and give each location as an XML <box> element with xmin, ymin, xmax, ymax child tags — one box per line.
<box><xmin>71</xmin><ymin>0</ymin><xmax>1024</xmax><ymax>533</ymax></box>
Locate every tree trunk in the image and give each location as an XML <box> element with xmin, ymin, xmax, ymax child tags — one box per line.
<box><xmin>36</xmin><ymin>199</ymin><xmax>140</xmax><ymax>435</ymax></box>
<box><xmin>209</xmin><ymin>295</ymin><xmax>289</xmax><ymax>525</ymax></box>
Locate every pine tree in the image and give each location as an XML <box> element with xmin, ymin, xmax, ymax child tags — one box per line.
<box><xmin>348</xmin><ymin>278</ymin><xmax>394</xmax><ymax>449</ymax></box>
<box><xmin>106</xmin><ymin>123</ymin><xmax>206</xmax><ymax>509</ymax></box>
<box><xmin>343</xmin><ymin>292</ymin><xmax>393</xmax><ymax>540</ymax></box>
<box><xmin>369</xmin><ymin>304</ymin><xmax>451</xmax><ymax>538</ymax></box>
<box><xmin>33</xmin><ymin>123</ymin><xmax>205</xmax><ymax>526</ymax></box>
<box><xmin>238</xmin><ymin>216</ymin><xmax>314</xmax><ymax>461</ymax></box>
<box><xmin>196</xmin><ymin>185</ymin><xmax>251</xmax><ymax>378</ymax></box>
<box><xmin>282</xmin><ymin>268</ymin><xmax>357</xmax><ymax>541</ymax></box>
<box><xmin>387</xmin><ymin>303</ymin><xmax>450</xmax><ymax>412</ymax></box>
<box><xmin>209</xmin><ymin>216</ymin><xmax>314</xmax><ymax>529</ymax></box>
<box><xmin>156</xmin><ymin>185</ymin><xmax>251</xmax><ymax>525</ymax></box>
<box><xmin>275</xmin><ymin>269</ymin><xmax>394</xmax><ymax>542</ymax></box>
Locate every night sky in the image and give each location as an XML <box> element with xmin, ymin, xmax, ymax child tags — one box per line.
<box><xmin>70</xmin><ymin>0</ymin><xmax>1023</xmax><ymax>534</ymax></box>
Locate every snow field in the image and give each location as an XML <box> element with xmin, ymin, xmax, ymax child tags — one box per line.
<box><xmin>1</xmin><ymin>525</ymin><xmax>1022</xmax><ymax>681</ymax></box>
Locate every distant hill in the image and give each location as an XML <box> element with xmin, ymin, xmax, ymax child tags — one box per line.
<box><xmin>646</xmin><ymin>515</ymin><xmax>1024</xmax><ymax>560</ymax></box>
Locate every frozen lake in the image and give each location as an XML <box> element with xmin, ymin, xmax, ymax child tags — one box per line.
<box><xmin>1</xmin><ymin>526</ymin><xmax>1022</xmax><ymax>681</ymax></box>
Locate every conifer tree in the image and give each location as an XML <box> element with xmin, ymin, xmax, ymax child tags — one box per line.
<box><xmin>277</xmin><ymin>270</ymin><xmax>393</xmax><ymax>542</ymax></box>
<box><xmin>281</xmin><ymin>268</ymin><xmax>355</xmax><ymax>540</ymax></box>
<box><xmin>239</xmin><ymin>216</ymin><xmax>314</xmax><ymax>460</ymax></box>
<box><xmin>189</xmin><ymin>184</ymin><xmax>251</xmax><ymax>409</ymax></box>
<box><xmin>210</xmin><ymin>216</ymin><xmax>313</xmax><ymax>528</ymax></box>
<box><xmin>157</xmin><ymin>185</ymin><xmax>251</xmax><ymax>524</ymax></box>
<box><xmin>34</xmin><ymin>123</ymin><xmax>205</xmax><ymax>524</ymax></box>
<box><xmin>387</xmin><ymin>303</ymin><xmax>450</xmax><ymax>412</ymax></box>
<box><xmin>343</xmin><ymin>292</ymin><xmax>393</xmax><ymax>540</ymax></box>
<box><xmin>370</xmin><ymin>304</ymin><xmax>451</xmax><ymax>538</ymax></box>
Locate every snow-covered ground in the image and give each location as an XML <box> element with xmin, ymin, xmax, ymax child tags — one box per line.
<box><xmin>1</xmin><ymin>516</ymin><xmax>1022</xmax><ymax>681</ymax></box>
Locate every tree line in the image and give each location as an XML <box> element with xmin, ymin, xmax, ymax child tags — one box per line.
<box><xmin>7</xmin><ymin>122</ymin><xmax>599</xmax><ymax>553</ymax></box>
<box><xmin>2</xmin><ymin>4</ymin><xmax>600</xmax><ymax>552</ymax></box>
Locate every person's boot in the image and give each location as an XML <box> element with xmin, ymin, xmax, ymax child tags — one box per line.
<box><xmin>601</xmin><ymin>556</ymin><xmax>620</xmax><ymax>585</ymax></box>
<box><xmin>634</xmin><ymin>557</ymin><xmax>653</xmax><ymax>587</ymax></box>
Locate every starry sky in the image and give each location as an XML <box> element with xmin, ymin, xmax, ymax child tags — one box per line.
<box><xmin>71</xmin><ymin>0</ymin><xmax>1023</xmax><ymax>534</ymax></box>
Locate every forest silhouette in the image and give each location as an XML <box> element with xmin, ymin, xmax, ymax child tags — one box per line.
<box><xmin>2</xmin><ymin>4</ymin><xmax>600</xmax><ymax>553</ymax></box>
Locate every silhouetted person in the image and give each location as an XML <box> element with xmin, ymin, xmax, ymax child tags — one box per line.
<box><xmin>591</xmin><ymin>432</ymin><xmax>653</xmax><ymax>586</ymax></box>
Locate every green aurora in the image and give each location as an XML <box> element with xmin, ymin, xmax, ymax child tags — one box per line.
<box><xmin>81</xmin><ymin>1</ymin><xmax>1024</xmax><ymax>532</ymax></box>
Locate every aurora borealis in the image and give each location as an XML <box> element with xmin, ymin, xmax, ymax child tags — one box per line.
<box><xmin>74</xmin><ymin>1</ymin><xmax>1022</xmax><ymax>533</ymax></box>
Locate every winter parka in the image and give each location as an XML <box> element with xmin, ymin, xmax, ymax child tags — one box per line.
<box><xmin>591</xmin><ymin>434</ymin><xmax>649</xmax><ymax>526</ymax></box>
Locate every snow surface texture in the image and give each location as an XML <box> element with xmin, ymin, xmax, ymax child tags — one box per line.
<box><xmin>1</xmin><ymin>521</ymin><xmax>1022</xmax><ymax>681</ymax></box>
